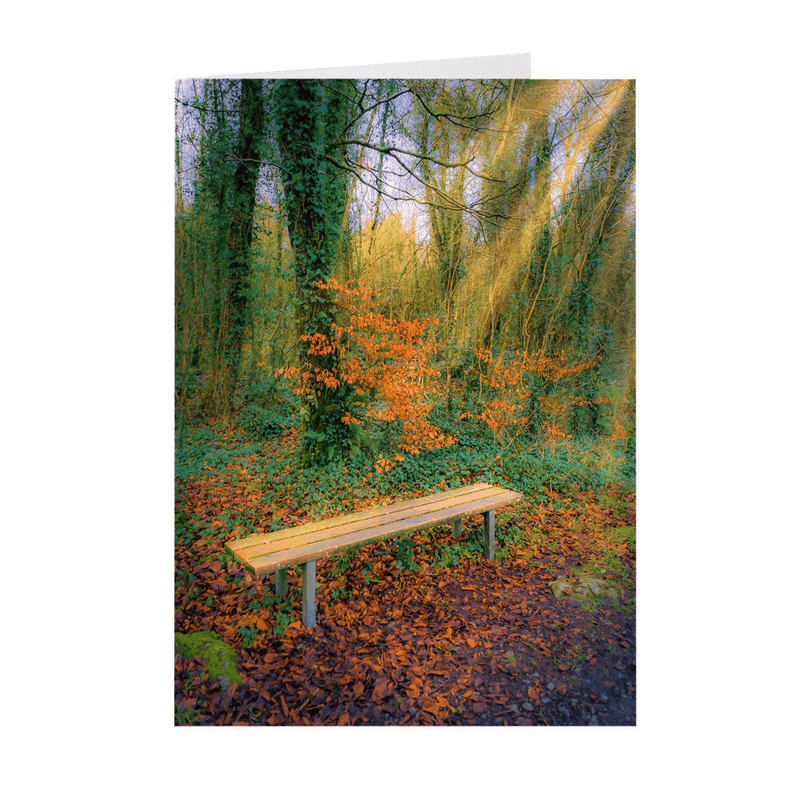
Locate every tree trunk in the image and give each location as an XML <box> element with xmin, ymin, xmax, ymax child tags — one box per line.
<box><xmin>200</xmin><ymin>79</ymin><xmax>266</xmax><ymax>417</ymax></box>
<box><xmin>272</xmin><ymin>79</ymin><xmax>355</xmax><ymax>465</ymax></box>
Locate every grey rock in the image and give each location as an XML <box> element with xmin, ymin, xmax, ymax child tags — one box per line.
<box><xmin>549</xmin><ymin>573</ymin><xmax>622</xmax><ymax>601</ymax></box>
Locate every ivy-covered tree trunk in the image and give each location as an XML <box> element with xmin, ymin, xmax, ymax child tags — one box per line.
<box><xmin>201</xmin><ymin>79</ymin><xmax>266</xmax><ymax>417</ymax></box>
<box><xmin>272</xmin><ymin>79</ymin><xmax>355</xmax><ymax>465</ymax></box>
<box><xmin>522</xmin><ymin>120</ymin><xmax>553</xmax><ymax>354</ymax></box>
<box><xmin>563</xmin><ymin>83</ymin><xmax>635</xmax><ymax>435</ymax></box>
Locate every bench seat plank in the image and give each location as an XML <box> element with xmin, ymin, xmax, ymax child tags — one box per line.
<box><xmin>226</xmin><ymin>483</ymin><xmax>523</xmax><ymax>577</ymax></box>
<box><xmin>230</xmin><ymin>482</ymin><xmax>496</xmax><ymax>552</ymax></box>
<box><xmin>232</xmin><ymin>484</ymin><xmax>505</xmax><ymax>561</ymax></box>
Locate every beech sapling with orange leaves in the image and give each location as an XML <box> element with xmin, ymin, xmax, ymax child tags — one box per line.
<box><xmin>462</xmin><ymin>347</ymin><xmax>606</xmax><ymax>451</ymax></box>
<box><xmin>277</xmin><ymin>279</ymin><xmax>454</xmax><ymax>464</ymax></box>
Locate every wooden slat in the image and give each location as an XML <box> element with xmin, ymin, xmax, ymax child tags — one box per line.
<box><xmin>247</xmin><ymin>489</ymin><xmax>522</xmax><ymax>575</ymax></box>
<box><xmin>231</xmin><ymin>484</ymin><xmax>504</xmax><ymax>561</ymax></box>
<box><xmin>230</xmin><ymin>482</ymin><xmax>495</xmax><ymax>550</ymax></box>
<box><xmin>226</xmin><ymin>484</ymin><xmax>523</xmax><ymax>577</ymax></box>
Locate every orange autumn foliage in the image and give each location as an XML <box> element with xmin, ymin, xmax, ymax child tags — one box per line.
<box><xmin>462</xmin><ymin>348</ymin><xmax>605</xmax><ymax>446</ymax></box>
<box><xmin>277</xmin><ymin>279</ymin><xmax>454</xmax><ymax>459</ymax></box>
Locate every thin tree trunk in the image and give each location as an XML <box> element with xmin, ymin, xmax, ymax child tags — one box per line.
<box><xmin>201</xmin><ymin>79</ymin><xmax>265</xmax><ymax>416</ymax></box>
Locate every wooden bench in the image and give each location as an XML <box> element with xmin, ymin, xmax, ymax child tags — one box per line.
<box><xmin>225</xmin><ymin>482</ymin><xmax>523</xmax><ymax>627</ymax></box>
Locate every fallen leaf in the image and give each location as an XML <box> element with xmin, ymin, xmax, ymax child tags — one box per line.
<box><xmin>372</xmin><ymin>678</ymin><xmax>390</xmax><ymax>700</ymax></box>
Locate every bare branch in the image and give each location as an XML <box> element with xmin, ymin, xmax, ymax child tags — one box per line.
<box><xmin>326</xmin><ymin>154</ymin><xmax>514</xmax><ymax>228</ymax></box>
<box><xmin>332</xmin><ymin>138</ymin><xmax>504</xmax><ymax>184</ymax></box>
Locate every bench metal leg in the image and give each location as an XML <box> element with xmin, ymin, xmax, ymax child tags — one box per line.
<box><xmin>301</xmin><ymin>561</ymin><xmax>316</xmax><ymax>628</ymax></box>
<box><xmin>452</xmin><ymin>517</ymin><xmax>462</xmax><ymax>538</ymax></box>
<box><xmin>483</xmin><ymin>510</ymin><xmax>495</xmax><ymax>561</ymax></box>
<box><xmin>275</xmin><ymin>568</ymin><xmax>288</xmax><ymax>595</ymax></box>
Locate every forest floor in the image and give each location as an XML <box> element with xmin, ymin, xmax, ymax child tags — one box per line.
<box><xmin>175</xmin><ymin>422</ymin><xmax>636</xmax><ymax>726</ymax></box>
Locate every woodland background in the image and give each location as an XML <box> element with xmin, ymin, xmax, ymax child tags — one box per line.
<box><xmin>172</xmin><ymin>78</ymin><xmax>638</xmax><ymax>728</ymax></box>
<box><xmin>175</xmin><ymin>78</ymin><xmax>635</xmax><ymax>472</ymax></box>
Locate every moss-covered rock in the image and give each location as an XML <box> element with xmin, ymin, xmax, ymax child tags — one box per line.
<box><xmin>175</xmin><ymin>630</ymin><xmax>241</xmax><ymax>689</ymax></box>
<box><xmin>550</xmin><ymin>574</ymin><xmax>621</xmax><ymax>601</ymax></box>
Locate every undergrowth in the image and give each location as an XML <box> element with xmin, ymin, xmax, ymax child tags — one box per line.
<box><xmin>176</xmin><ymin>399</ymin><xmax>633</xmax><ymax>527</ymax></box>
